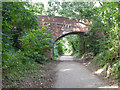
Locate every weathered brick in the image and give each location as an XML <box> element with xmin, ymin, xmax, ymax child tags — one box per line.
<box><xmin>38</xmin><ymin>15</ymin><xmax>90</xmax><ymax>42</ymax></box>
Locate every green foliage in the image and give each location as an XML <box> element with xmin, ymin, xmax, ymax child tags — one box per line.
<box><xmin>54</xmin><ymin>39</ymin><xmax>64</xmax><ymax>59</ymax></box>
<box><xmin>66</xmin><ymin>35</ymin><xmax>86</xmax><ymax>57</ymax></box>
<box><xmin>90</xmin><ymin>2</ymin><xmax>119</xmax><ymax>79</ymax></box>
<box><xmin>2</xmin><ymin>2</ymin><xmax>53</xmax><ymax>87</ymax></box>
<box><xmin>2</xmin><ymin>2</ymin><xmax>44</xmax><ymax>49</ymax></box>
<box><xmin>19</xmin><ymin>25</ymin><xmax>53</xmax><ymax>61</ymax></box>
<box><xmin>47</xmin><ymin>1</ymin><xmax>94</xmax><ymax>20</ymax></box>
<box><xmin>94</xmin><ymin>52</ymin><xmax>106</xmax><ymax>67</ymax></box>
<box><xmin>54</xmin><ymin>35</ymin><xmax>87</xmax><ymax>58</ymax></box>
<box><xmin>2</xmin><ymin>49</ymin><xmax>36</xmax><ymax>81</ymax></box>
<box><xmin>111</xmin><ymin>60</ymin><xmax>119</xmax><ymax>79</ymax></box>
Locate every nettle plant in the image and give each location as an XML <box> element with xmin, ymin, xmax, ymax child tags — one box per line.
<box><xmin>19</xmin><ymin>24</ymin><xmax>53</xmax><ymax>61</ymax></box>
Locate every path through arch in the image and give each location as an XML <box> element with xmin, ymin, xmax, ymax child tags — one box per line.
<box><xmin>53</xmin><ymin>55</ymin><xmax>117</xmax><ymax>88</ymax></box>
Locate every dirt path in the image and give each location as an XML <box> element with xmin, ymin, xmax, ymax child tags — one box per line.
<box><xmin>53</xmin><ymin>55</ymin><xmax>116</xmax><ymax>88</ymax></box>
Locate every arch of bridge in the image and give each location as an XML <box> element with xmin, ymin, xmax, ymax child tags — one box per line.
<box><xmin>54</xmin><ymin>31</ymin><xmax>88</xmax><ymax>43</ymax></box>
<box><xmin>38</xmin><ymin>15</ymin><xmax>91</xmax><ymax>42</ymax></box>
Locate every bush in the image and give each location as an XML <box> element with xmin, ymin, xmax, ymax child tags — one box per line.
<box><xmin>111</xmin><ymin>60</ymin><xmax>119</xmax><ymax>79</ymax></box>
<box><xmin>94</xmin><ymin>50</ymin><xmax>119</xmax><ymax>79</ymax></box>
<box><xmin>19</xmin><ymin>24</ymin><xmax>53</xmax><ymax>61</ymax></box>
<box><xmin>2</xmin><ymin>49</ymin><xmax>36</xmax><ymax>81</ymax></box>
<box><xmin>2</xmin><ymin>25</ymin><xmax>53</xmax><ymax>83</ymax></box>
<box><xmin>54</xmin><ymin>40</ymin><xmax>65</xmax><ymax>59</ymax></box>
<box><xmin>94</xmin><ymin>52</ymin><xmax>106</xmax><ymax>67</ymax></box>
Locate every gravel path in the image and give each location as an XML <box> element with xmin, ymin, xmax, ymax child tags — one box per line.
<box><xmin>53</xmin><ymin>55</ymin><xmax>112</xmax><ymax>88</ymax></box>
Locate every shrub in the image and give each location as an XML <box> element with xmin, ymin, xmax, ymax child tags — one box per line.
<box><xmin>19</xmin><ymin>24</ymin><xmax>53</xmax><ymax>61</ymax></box>
<box><xmin>2</xmin><ymin>49</ymin><xmax>36</xmax><ymax>81</ymax></box>
<box><xmin>54</xmin><ymin>40</ymin><xmax>65</xmax><ymax>59</ymax></box>
<box><xmin>94</xmin><ymin>52</ymin><xmax>106</xmax><ymax>67</ymax></box>
<box><xmin>111</xmin><ymin>60</ymin><xmax>119</xmax><ymax>79</ymax></box>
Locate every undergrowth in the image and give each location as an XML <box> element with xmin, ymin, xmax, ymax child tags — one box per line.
<box><xmin>2</xmin><ymin>50</ymin><xmax>38</xmax><ymax>88</ymax></box>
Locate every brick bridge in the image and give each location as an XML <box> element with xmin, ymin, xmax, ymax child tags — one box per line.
<box><xmin>38</xmin><ymin>15</ymin><xmax>91</xmax><ymax>59</ymax></box>
<box><xmin>38</xmin><ymin>15</ymin><xmax>91</xmax><ymax>42</ymax></box>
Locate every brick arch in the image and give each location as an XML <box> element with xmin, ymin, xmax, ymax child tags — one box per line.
<box><xmin>38</xmin><ymin>15</ymin><xmax>91</xmax><ymax>59</ymax></box>
<box><xmin>54</xmin><ymin>31</ymin><xmax>87</xmax><ymax>43</ymax></box>
<box><xmin>38</xmin><ymin>15</ymin><xmax>91</xmax><ymax>42</ymax></box>
<box><xmin>52</xmin><ymin>31</ymin><xmax>88</xmax><ymax>59</ymax></box>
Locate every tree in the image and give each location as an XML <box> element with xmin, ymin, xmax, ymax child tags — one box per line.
<box><xmin>2</xmin><ymin>2</ymin><xmax>44</xmax><ymax>49</ymax></box>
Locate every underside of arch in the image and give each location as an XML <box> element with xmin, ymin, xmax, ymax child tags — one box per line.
<box><xmin>54</xmin><ymin>31</ymin><xmax>88</xmax><ymax>43</ymax></box>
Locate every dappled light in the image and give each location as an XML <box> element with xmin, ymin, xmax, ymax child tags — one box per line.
<box><xmin>83</xmin><ymin>62</ymin><xmax>91</xmax><ymax>67</ymax></box>
<box><xmin>2</xmin><ymin>1</ymin><xmax>119</xmax><ymax>88</ymax></box>
<box><xmin>98</xmin><ymin>86</ymin><xmax>118</xmax><ymax>88</ymax></box>
<box><xmin>60</xmin><ymin>69</ymin><xmax>72</xmax><ymax>72</ymax></box>
<box><xmin>94</xmin><ymin>68</ymin><xmax>105</xmax><ymax>75</ymax></box>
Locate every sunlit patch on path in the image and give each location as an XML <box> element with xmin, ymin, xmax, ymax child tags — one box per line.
<box><xmin>59</xmin><ymin>55</ymin><xmax>75</xmax><ymax>61</ymax></box>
